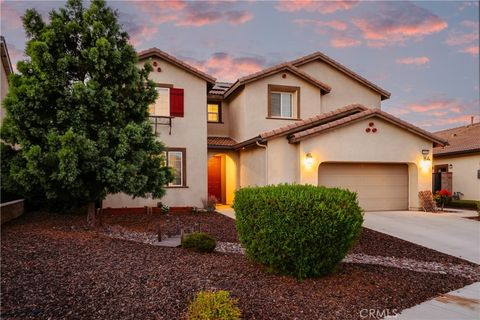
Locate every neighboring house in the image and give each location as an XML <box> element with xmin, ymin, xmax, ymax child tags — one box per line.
<box><xmin>433</xmin><ymin>120</ymin><xmax>480</xmax><ymax>201</ymax></box>
<box><xmin>1</xmin><ymin>36</ymin><xmax>14</xmax><ymax>123</ymax></box>
<box><xmin>103</xmin><ymin>48</ymin><xmax>446</xmax><ymax>211</ymax></box>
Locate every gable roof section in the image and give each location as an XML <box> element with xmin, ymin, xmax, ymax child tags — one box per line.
<box><xmin>208</xmin><ymin>136</ymin><xmax>238</xmax><ymax>148</ymax></box>
<box><xmin>289</xmin><ymin>51</ymin><xmax>391</xmax><ymax>100</ymax></box>
<box><xmin>138</xmin><ymin>47</ymin><xmax>216</xmax><ymax>85</ymax></box>
<box><xmin>224</xmin><ymin>63</ymin><xmax>331</xmax><ymax>98</ymax></box>
<box><xmin>433</xmin><ymin>122</ymin><xmax>480</xmax><ymax>157</ymax></box>
<box><xmin>288</xmin><ymin>108</ymin><xmax>447</xmax><ymax>147</ymax></box>
<box><xmin>260</xmin><ymin>104</ymin><xmax>368</xmax><ymax>140</ymax></box>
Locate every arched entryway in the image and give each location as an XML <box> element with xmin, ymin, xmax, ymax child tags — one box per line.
<box><xmin>207</xmin><ymin>153</ymin><xmax>237</xmax><ymax>205</ymax></box>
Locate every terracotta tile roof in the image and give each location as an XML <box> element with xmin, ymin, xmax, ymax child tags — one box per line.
<box><xmin>433</xmin><ymin>122</ymin><xmax>480</xmax><ymax>156</ymax></box>
<box><xmin>289</xmin><ymin>51</ymin><xmax>391</xmax><ymax>100</ymax></box>
<box><xmin>259</xmin><ymin>104</ymin><xmax>368</xmax><ymax>140</ymax></box>
<box><xmin>207</xmin><ymin>136</ymin><xmax>238</xmax><ymax>148</ymax></box>
<box><xmin>1</xmin><ymin>36</ymin><xmax>13</xmax><ymax>76</ymax></box>
<box><xmin>288</xmin><ymin>108</ymin><xmax>447</xmax><ymax>146</ymax></box>
<box><xmin>137</xmin><ymin>48</ymin><xmax>216</xmax><ymax>84</ymax></box>
<box><xmin>209</xmin><ymin>82</ymin><xmax>233</xmax><ymax>96</ymax></box>
<box><xmin>224</xmin><ymin>63</ymin><xmax>331</xmax><ymax>98</ymax></box>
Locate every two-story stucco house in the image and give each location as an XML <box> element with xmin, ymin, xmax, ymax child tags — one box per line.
<box><xmin>103</xmin><ymin>48</ymin><xmax>446</xmax><ymax>212</ymax></box>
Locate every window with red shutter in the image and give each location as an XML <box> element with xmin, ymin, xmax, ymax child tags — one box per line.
<box><xmin>170</xmin><ymin>88</ymin><xmax>184</xmax><ymax>117</ymax></box>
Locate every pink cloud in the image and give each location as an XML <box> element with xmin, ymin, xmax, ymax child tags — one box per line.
<box><xmin>186</xmin><ymin>52</ymin><xmax>265</xmax><ymax>82</ymax></box>
<box><xmin>293</xmin><ymin>19</ymin><xmax>348</xmax><ymax>31</ymax></box>
<box><xmin>225</xmin><ymin>10</ymin><xmax>254</xmax><ymax>25</ymax></box>
<box><xmin>459</xmin><ymin>46</ymin><xmax>479</xmax><ymax>56</ymax></box>
<box><xmin>277</xmin><ymin>0</ymin><xmax>359</xmax><ymax>14</ymax></box>
<box><xmin>176</xmin><ymin>11</ymin><xmax>222</xmax><ymax>27</ymax></box>
<box><xmin>128</xmin><ymin>25</ymin><xmax>158</xmax><ymax>47</ymax></box>
<box><xmin>396</xmin><ymin>56</ymin><xmax>430</xmax><ymax>65</ymax></box>
<box><xmin>352</xmin><ymin>2</ymin><xmax>447</xmax><ymax>47</ymax></box>
<box><xmin>446</xmin><ymin>20</ymin><xmax>479</xmax><ymax>56</ymax></box>
<box><xmin>330</xmin><ymin>37</ymin><xmax>361</xmax><ymax>48</ymax></box>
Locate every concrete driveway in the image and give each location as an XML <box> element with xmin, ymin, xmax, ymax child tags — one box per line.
<box><xmin>363</xmin><ymin>210</ymin><xmax>480</xmax><ymax>264</ymax></box>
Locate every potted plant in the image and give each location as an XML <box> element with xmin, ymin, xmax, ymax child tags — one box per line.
<box><xmin>434</xmin><ymin>189</ymin><xmax>452</xmax><ymax>211</ymax></box>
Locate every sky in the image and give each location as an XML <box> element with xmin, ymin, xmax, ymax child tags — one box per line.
<box><xmin>1</xmin><ymin>0</ymin><xmax>479</xmax><ymax>132</ymax></box>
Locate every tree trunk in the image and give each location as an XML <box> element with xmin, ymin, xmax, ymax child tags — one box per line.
<box><xmin>87</xmin><ymin>201</ymin><xmax>96</xmax><ymax>228</ymax></box>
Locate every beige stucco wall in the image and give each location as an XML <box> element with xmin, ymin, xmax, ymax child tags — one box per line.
<box><xmin>239</xmin><ymin>146</ymin><xmax>266</xmax><ymax>188</ymax></box>
<box><xmin>228</xmin><ymin>71</ymin><xmax>322</xmax><ymax>142</ymax></box>
<box><xmin>295</xmin><ymin>117</ymin><xmax>433</xmax><ymax>209</ymax></box>
<box><xmin>433</xmin><ymin>154</ymin><xmax>480</xmax><ymax>200</ymax></box>
<box><xmin>1</xmin><ymin>60</ymin><xmax>9</xmax><ymax>123</ymax></box>
<box><xmin>103</xmin><ymin>57</ymin><xmax>208</xmax><ymax>208</ymax></box>
<box><xmin>297</xmin><ymin>60</ymin><xmax>382</xmax><ymax>112</ymax></box>
<box><xmin>207</xmin><ymin>100</ymin><xmax>230</xmax><ymax>137</ymax></box>
<box><xmin>253</xmin><ymin>118</ymin><xmax>432</xmax><ymax>209</ymax></box>
<box><xmin>267</xmin><ymin>137</ymin><xmax>299</xmax><ymax>184</ymax></box>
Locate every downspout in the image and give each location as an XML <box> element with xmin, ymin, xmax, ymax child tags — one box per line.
<box><xmin>256</xmin><ymin>141</ymin><xmax>268</xmax><ymax>185</ymax></box>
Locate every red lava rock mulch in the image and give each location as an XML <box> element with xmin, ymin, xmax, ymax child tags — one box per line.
<box><xmin>1</xmin><ymin>211</ymin><xmax>476</xmax><ymax>320</ymax></box>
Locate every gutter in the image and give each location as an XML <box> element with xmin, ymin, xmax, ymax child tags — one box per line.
<box><xmin>256</xmin><ymin>141</ymin><xmax>268</xmax><ymax>185</ymax></box>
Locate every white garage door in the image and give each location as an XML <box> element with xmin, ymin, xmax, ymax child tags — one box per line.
<box><xmin>318</xmin><ymin>163</ymin><xmax>409</xmax><ymax>211</ymax></box>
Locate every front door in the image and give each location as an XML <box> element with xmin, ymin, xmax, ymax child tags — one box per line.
<box><xmin>208</xmin><ymin>156</ymin><xmax>222</xmax><ymax>202</ymax></box>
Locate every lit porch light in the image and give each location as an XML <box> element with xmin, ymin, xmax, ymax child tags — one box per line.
<box><xmin>304</xmin><ymin>153</ymin><xmax>314</xmax><ymax>167</ymax></box>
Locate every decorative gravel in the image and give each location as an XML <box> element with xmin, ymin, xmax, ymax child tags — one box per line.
<box><xmin>1</xmin><ymin>211</ymin><xmax>477</xmax><ymax>320</ymax></box>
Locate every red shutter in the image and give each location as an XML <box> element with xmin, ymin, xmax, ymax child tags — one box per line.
<box><xmin>170</xmin><ymin>88</ymin><xmax>184</xmax><ymax>117</ymax></box>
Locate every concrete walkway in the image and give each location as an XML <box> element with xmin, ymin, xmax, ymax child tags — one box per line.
<box><xmin>392</xmin><ymin>282</ymin><xmax>480</xmax><ymax>320</ymax></box>
<box><xmin>216</xmin><ymin>205</ymin><xmax>236</xmax><ymax>220</ymax></box>
<box><xmin>363</xmin><ymin>210</ymin><xmax>480</xmax><ymax>264</ymax></box>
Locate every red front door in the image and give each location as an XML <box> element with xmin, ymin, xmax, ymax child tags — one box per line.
<box><xmin>208</xmin><ymin>156</ymin><xmax>222</xmax><ymax>203</ymax></box>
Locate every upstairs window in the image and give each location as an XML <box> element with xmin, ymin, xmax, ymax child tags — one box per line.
<box><xmin>271</xmin><ymin>92</ymin><xmax>293</xmax><ymax>118</ymax></box>
<box><xmin>149</xmin><ymin>87</ymin><xmax>170</xmax><ymax>117</ymax></box>
<box><xmin>149</xmin><ymin>86</ymin><xmax>184</xmax><ymax>117</ymax></box>
<box><xmin>268</xmin><ymin>85</ymin><xmax>300</xmax><ymax>119</ymax></box>
<box><xmin>207</xmin><ymin>103</ymin><xmax>221</xmax><ymax>122</ymax></box>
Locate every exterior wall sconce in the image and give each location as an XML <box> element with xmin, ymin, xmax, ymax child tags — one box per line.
<box><xmin>304</xmin><ymin>153</ymin><xmax>314</xmax><ymax>167</ymax></box>
<box><xmin>421</xmin><ymin>149</ymin><xmax>431</xmax><ymax>161</ymax></box>
<box><xmin>449</xmin><ymin>164</ymin><xmax>453</xmax><ymax>170</ymax></box>
<box><xmin>420</xmin><ymin>149</ymin><xmax>431</xmax><ymax>172</ymax></box>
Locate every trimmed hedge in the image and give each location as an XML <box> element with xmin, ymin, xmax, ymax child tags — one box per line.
<box><xmin>187</xmin><ymin>290</ymin><xmax>241</xmax><ymax>320</ymax></box>
<box><xmin>233</xmin><ymin>184</ymin><xmax>363</xmax><ymax>279</ymax></box>
<box><xmin>182</xmin><ymin>232</ymin><xmax>216</xmax><ymax>253</ymax></box>
<box><xmin>447</xmin><ymin>200</ymin><xmax>480</xmax><ymax>210</ymax></box>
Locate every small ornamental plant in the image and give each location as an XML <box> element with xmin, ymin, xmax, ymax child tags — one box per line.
<box><xmin>182</xmin><ymin>232</ymin><xmax>216</xmax><ymax>253</ymax></box>
<box><xmin>187</xmin><ymin>290</ymin><xmax>241</xmax><ymax>320</ymax></box>
<box><xmin>434</xmin><ymin>189</ymin><xmax>452</xmax><ymax>211</ymax></box>
<box><xmin>202</xmin><ymin>195</ymin><xmax>218</xmax><ymax>213</ymax></box>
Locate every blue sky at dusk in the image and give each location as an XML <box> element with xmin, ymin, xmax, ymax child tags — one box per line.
<box><xmin>1</xmin><ymin>0</ymin><xmax>479</xmax><ymax>131</ymax></box>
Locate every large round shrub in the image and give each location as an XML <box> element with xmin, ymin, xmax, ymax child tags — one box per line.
<box><xmin>233</xmin><ymin>184</ymin><xmax>363</xmax><ymax>278</ymax></box>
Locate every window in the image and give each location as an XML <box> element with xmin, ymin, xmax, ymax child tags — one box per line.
<box><xmin>268</xmin><ymin>85</ymin><xmax>300</xmax><ymax>119</ymax></box>
<box><xmin>207</xmin><ymin>103</ymin><xmax>221</xmax><ymax>122</ymax></box>
<box><xmin>271</xmin><ymin>92</ymin><xmax>293</xmax><ymax>118</ymax></box>
<box><xmin>164</xmin><ymin>148</ymin><xmax>186</xmax><ymax>187</ymax></box>
<box><xmin>149</xmin><ymin>87</ymin><xmax>170</xmax><ymax>116</ymax></box>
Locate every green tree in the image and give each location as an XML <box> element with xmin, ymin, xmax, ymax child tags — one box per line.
<box><xmin>1</xmin><ymin>0</ymin><xmax>172</xmax><ymax>225</ymax></box>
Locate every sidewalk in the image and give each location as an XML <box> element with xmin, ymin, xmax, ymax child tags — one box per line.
<box><xmin>392</xmin><ymin>282</ymin><xmax>480</xmax><ymax>320</ymax></box>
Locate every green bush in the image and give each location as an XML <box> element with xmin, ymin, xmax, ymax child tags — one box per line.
<box><xmin>233</xmin><ymin>184</ymin><xmax>363</xmax><ymax>279</ymax></box>
<box><xmin>447</xmin><ymin>199</ymin><xmax>480</xmax><ymax>210</ymax></box>
<box><xmin>187</xmin><ymin>290</ymin><xmax>241</xmax><ymax>320</ymax></box>
<box><xmin>182</xmin><ymin>232</ymin><xmax>216</xmax><ymax>253</ymax></box>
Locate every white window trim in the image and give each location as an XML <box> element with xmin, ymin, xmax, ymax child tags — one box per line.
<box><xmin>272</xmin><ymin>91</ymin><xmax>294</xmax><ymax>119</ymax></box>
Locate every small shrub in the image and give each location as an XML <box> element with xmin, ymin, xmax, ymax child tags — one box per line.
<box><xmin>233</xmin><ymin>184</ymin><xmax>363</xmax><ymax>279</ymax></box>
<box><xmin>187</xmin><ymin>290</ymin><xmax>241</xmax><ymax>320</ymax></box>
<box><xmin>447</xmin><ymin>199</ymin><xmax>480</xmax><ymax>210</ymax></box>
<box><xmin>202</xmin><ymin>195</ymin><xmax>218</xmax><ymax>213</ymax></box>
<box><xmin>182</xmin><ymin>232</ymin><xmax>216</xmax><ymax>253</ymax></box>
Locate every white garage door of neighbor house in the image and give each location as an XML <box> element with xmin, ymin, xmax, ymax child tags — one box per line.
<box><xmin>318</xmin><ymin>163</ymin><xmax>409</xmax><ymax>211</ymax></box>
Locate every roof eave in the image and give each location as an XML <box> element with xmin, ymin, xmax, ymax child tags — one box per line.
<box><xmin>433</xmin><ymin>148</ymin><xmax>480</xmax><ymax>158</ymax></box>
